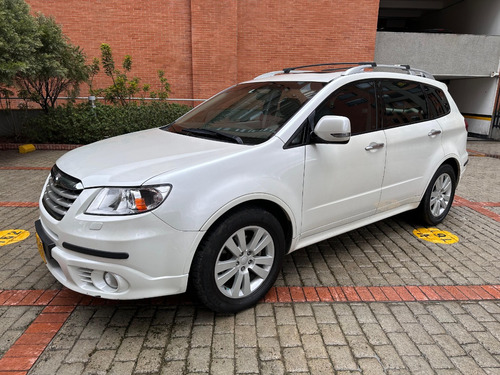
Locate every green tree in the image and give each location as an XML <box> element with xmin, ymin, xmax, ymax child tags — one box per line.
<box><xmin>150</xmin><ymin>70</ymin><xmax>171</xmax><ymax>100</ymax></box>
<box><xmin>95</xmin><ymin>43</ymin><xmax>142</xmax><ymax>105</ymax></box>
<box><xmin>90</xmin><ymin>44</ymin><xmax>172</xmax><ymax>105</ymax></box>
<box><xmin>87</xmin><ymin>57</ymin><xmax>100</xmax><ymax>93</ymax></box>
<box><xmin>0</xmin><ymin>0</ymin><xmax>40</xmax><ymax>106</ymax></box>
<box><xmin>15</xmin><ymin>14</ymin><xmax>89</xmax><ymax>112</ymax></box>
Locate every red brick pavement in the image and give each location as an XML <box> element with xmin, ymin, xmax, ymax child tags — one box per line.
<box><xmin>0</xmin><ymin>284</ymin><xmax>499</xmax><ymax>373</ymax></box>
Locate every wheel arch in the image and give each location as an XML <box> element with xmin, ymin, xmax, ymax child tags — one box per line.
<box><xmin>416</xmin><ymin>160</ymin><xmax>458</xmax><ymax>225</ymax></box>
<box><xmin>441</xmin><ymin>156</ymin><xmax>461</xmax><ymax>183</ymax></box>
<box><xmin>200</xmin><ymin>198</ymin><xmax>294</xmax><ymax>254</ymax></box>
<box><xmin>187</xmin><ymin>200</ymin><xmax>291</xmax><ymax>312</ymax></box>
<box><xmin>422</xmin><ymin>157</ymin><xmax>461</xmax><ymax>195</ymax></box>
<box><xmin>185</xmin><ymin>197</ymin><xmax>294</xmax><ymax>279</ymax></box>
<box><xmin>419</xmin><ymin>157</ymin><xmax>461</xmax><ymax>203</ymax></box>
<box><xmin>186</xmin><ymin>198</ymin><xmax>294</xmax><ymax>307</ymax></box>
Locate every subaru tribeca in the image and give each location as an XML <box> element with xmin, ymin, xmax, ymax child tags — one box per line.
<box><xmin>36</xmin><ymin>63</ymin><xmax>468</xmax><ymax>312</ymax></box>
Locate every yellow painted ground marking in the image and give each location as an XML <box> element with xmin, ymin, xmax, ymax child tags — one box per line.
<box><xmin>0</xmin><ymin>229</ymin><xmax>30</xmax><ymax>246</ymax></box>
<box><xmin>413</xmin><ymin>227</ymin><xmax>459</xmax><ymax>244</ymax></box>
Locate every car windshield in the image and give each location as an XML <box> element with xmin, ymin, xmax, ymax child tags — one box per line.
<box><xmin>163</xmin><ymin>81</ymin><xmax>325</xmax><ymax>145</ymax></box>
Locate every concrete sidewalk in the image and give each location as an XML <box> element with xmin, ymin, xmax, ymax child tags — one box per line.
<box><xmin>0</xmin><ymin>140</ymin><xmax>499</xmax><ymax>374</ymax></box>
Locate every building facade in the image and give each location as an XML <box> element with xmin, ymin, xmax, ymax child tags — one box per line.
<box><xmin>25</xmin><ymin>0</ymin><xmax>500</xmax><ymax>139</ymax></box>
<box><xmin>26</xmin><ymin>0</ymin><xmax>379</xmax><ymax>101</ymax></box>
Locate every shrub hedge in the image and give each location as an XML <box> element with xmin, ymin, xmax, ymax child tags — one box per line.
<box><xmin>22</xmin><ymin>101</ymin><xmax>191</xmax><ymax>144</ymax></box>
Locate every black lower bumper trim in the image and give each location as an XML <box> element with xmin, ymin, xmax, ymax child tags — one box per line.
<box><xmin>35</xmin><ymin>220</ymin><xmax>55</xmax><ymax>259</ymax></box>
<box><xmin>62</xmin><ymin>242</ymin><xmax>129</xmax><ymax>260</ymax></box>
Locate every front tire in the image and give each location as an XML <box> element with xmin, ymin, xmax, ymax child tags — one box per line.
<box><xmin>417</xmin><ymin>164</ymin><xmax>456</xmax><ymax>225</ymax></box>
<box><xmin>190</xmin><ymin>207</ymin><xmax>285</xmax><ymax>313</ymax></box>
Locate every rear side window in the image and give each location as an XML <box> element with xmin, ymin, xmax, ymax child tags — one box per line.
<box><xmin>379</xmin><ymin>80</ymin><xmax>428</xmax><ymax>128</ymax></box>
<box><xmin>314</xmin><ymin>81</ymin><xmax>377</xmax><ymax>135</ymax></box>
<box><xmin>423</xmin><ymin>84</ymin><xmax>451</xmax><ymax>118</ymax></box>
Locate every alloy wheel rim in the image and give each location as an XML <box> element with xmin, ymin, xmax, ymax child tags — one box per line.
<box><xmin>214</xmin><ymin>226</ymin><xmax>275</xmax><ymax>299</ymax></box>
<box><xmin>430</xmin><ymin>173</ymin><xmax>452</xmax><ymax>217</ymax></box>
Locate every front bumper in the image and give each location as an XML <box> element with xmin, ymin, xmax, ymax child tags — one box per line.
<box><xmin>36</xmin><ymin>208</ymin><xmax>203</xmax><ymax>300</ymax></box>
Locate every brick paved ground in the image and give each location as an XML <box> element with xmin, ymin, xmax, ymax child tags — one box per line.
<box><xmin>0</xmin><ymin>140</ymin><xmax>499</xmax><ymax>374</ymax></box>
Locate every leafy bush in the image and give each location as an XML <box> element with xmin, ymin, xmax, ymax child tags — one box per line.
<box><xmin>22</xmin><ymin>101</ymin><xmax>191</xmax><ymax>144</ymax></box>
<box><xmin>89</xmin><ymin>44</ymin><xmax>171</xmax><ymax>105</ymax></box>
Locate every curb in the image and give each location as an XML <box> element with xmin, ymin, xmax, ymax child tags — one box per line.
<box><xmin>0</xmin><ymin>143</ymin><xmax>81</xmax><ymax>151</ymax></box>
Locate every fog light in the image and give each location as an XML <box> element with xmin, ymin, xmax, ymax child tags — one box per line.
<box><xmin>104</xmin><ymin>272</ymin><xmax>118</xmax><ymax>290</ymax></box>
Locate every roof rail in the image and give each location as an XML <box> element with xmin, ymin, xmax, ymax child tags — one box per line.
<box><xmin>254</xmin><ymin>62</ymin><xmax>435</xmax><ymax>80</ymax></box>
<box><xmin>343</xmin><ymin>63</ymin><xmax>435</xmax><ymax>79</ymax></box>
<box><xmin>282</xmin><ymin>62</ymin><xmax>376</xmax><ymax>74</ymax></box>
<box><xmin>253</xmin><ymin>62</ymin><xmax>376</xmax><ymax>80</ymax></box>
<box><xmin>253</xmin><ymin>70</ymin><xmax>288</xmax><ymax>80</ymax></box>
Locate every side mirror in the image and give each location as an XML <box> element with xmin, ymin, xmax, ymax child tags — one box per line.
<box><xmin>313</xmin><ymin>115</ymin><xmax>351</xmax><ymax>143</ymax></box>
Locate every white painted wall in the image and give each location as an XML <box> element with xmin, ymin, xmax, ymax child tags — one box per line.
<box><xmin>449</xmin><ymin>78</ymin><xmax>498</xmax><ymax>115</ymax></box>
<box><xmin>448</xmin><ymin>77</ymin><xmax>498</xmax><ymax>136</ymax></box>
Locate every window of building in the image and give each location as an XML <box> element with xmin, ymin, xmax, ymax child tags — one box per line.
<box><xmin>379</xmin><ymin>80</ymin><xmax>428</xmax><ymax>128</ymax></box>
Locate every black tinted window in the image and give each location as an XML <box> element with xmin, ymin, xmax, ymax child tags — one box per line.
<box><xmin>423</xmin><ymin>84</ymin><xmax>451</xmax><ymax>118</ymax></box>
<box><xmin>380</xmin><ymin>80</ymin><xmax>428</xmax><ymax>128</ymax></box>
<box><xmin>315</xmin><ymin>81</ymin><xmax>377</xmax><ymax>135</ymax></box>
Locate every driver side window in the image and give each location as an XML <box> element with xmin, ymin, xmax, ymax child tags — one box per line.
<box><xmin>315</xmin><ymin>81</ymin><xmax>377</xmax><ymax>135</ymax></box>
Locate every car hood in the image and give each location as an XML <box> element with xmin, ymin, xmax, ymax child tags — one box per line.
<box><xmin>56</xmin><ymin>128</ymin><xmax>246</xmax><ymax>187</ymax></box>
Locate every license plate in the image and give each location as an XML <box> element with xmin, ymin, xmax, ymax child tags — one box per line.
<box><xmin>36</xmin><ymin>233</ymin><xmax>47</xmax><ymax>264</ymax></box>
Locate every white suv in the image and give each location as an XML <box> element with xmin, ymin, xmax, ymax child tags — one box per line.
<box><xmin>36</xmin><ymin>63</ymin><xmax>468</xmax><ymax>312</ymax></box>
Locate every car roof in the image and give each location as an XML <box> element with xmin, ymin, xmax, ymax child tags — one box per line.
<box><xmin>248</xmin><ymin>62</ymin><xmax>436</xmax><ymax>84</ymax></box>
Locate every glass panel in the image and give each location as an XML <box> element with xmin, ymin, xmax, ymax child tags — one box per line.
<box><xmin>315</xmin><ymin>81</ymin><xmax>377</xmax><ymax>135</ymax></box>
<box><xmin>380</xmin><ymin>80</ymin><xmax>428</xmax><ymax>128</ymax></box>
<box><xmin>165</xmin><ymin>81</ymin><xmax>325</xmax><ymax>145</ymax></box>
<box><xmin>424</xmin><ymin>85</ymin><xmax>450</xmax><ymax>118</ymax></box>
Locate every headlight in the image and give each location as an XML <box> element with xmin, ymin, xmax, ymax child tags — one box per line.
<box><xmin>86</xmin><ymin>185</ymin><xmax>171</xmax><ymax>215</ymax></box>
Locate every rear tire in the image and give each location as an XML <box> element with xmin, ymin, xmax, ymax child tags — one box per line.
<box><xmin>417</xmin><ymin>164</ymin><xmax>456</xmax><ymax>225</ymax></box>
<box><xmin>190</xmin><ymin>207</ymin><xmax>285</xmax><ymax>313</ymax></box>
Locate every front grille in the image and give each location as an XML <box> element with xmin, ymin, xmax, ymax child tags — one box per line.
<box><xmin>42</xmin><ymin>166</ymin><xmax>82</xmax><ymax>220</ymax></box>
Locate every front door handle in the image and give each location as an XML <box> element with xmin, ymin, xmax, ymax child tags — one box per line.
<box><xmin>365</xmin><ymin>142</ymin><xmax>385</xmax><ymax>151</ymax></box>
<box><xmin>428</xmin><ymin>129</ymin><xmax>442</xmax><ymax>137</ymax></box>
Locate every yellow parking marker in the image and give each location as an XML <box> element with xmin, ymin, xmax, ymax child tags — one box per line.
<box><xmin>0</xmin><ymin>229</ymin><xmax>30</xmax><ymax>246</ymax></box>
<box><xmin>413</xmin><ymin>227</ymin><xmax>459</xmax><ymax>244</ymax></box>
<box><xmin>18</xmin><ymin>144</ymin><xmax>36</xmax><ymax>153</ymax></box>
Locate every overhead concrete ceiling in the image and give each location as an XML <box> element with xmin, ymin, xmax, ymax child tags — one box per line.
<box><xmin>379</xmin><ymin>0</ymin><xmax>463</xmax><ymax>18</ymax></box>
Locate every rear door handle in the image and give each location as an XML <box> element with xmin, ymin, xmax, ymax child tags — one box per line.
<box><xmin>428</xmin><ymin>129</ymin><xmax>442</xmax><ymax>137</ymax></box>
<box><xmin>365</xmin><ymin>142</ymin><xmax>385</xmax><ymax>151</ymax></box>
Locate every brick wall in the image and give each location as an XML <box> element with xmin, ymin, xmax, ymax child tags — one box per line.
<box><xmin>190</xmin><ymin>0</ymin><xmax>238</xmax><ymax>99</ymax></box>
<box><xmin>236</xmin><ymin>0</ymin><xmax>380</xmax><ymax>82</ymax></box>
<box><xmin>26</xmin><ymin>0</ymin><xmax>194</xmax><ymax>99</ymax></box>
<box><xmin>26</xmin><ymin>0</ymin><xmax>380</xmax><ymax>100</ymax></box>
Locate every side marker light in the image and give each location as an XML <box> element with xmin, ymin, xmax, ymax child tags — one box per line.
<box><xmin>135</xmin><ymin>198</ymin><xmax>148</xmax><ymax>211</ymax></box>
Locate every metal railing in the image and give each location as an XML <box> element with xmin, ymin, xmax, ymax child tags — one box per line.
<box><xmin>60</xmin><ymin>96</ymin><xmax>207</xmax><ymax>102</ymax></box>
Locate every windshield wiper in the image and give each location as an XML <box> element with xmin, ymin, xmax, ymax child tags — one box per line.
<box><xmin>181</xmin><ymin>128</ymin><xmax>243</xmax><ymax>145</ymax></box>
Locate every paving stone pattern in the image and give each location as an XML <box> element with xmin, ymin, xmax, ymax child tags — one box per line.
<box><xmin>22</xmin><ymin>301</ymin><xmax>500</xmax><ymax>375</ymax></box>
